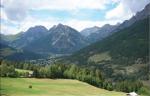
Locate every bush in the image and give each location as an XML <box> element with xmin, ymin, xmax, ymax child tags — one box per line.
<box><xmin>29</xmin><ymin>85</ymin><xmax>32</xmax><ymax>88</ymax></box>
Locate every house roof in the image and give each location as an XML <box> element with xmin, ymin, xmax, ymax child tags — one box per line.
<box><xmin>127</xmin><ymin>92</ymin><xmax>138</xmax><ymax>96</ymax></box>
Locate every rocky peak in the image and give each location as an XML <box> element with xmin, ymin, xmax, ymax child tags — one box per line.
<box><xmin>26</xmin><ymin>25</ymin><xmax>48</xmax><ymax>33</ymax></box>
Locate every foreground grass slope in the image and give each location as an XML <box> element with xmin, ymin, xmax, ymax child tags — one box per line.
<box><xmin>1</xmin><ymin>78</ymin><xmax>125</xmax><ymax>96</ymax></box>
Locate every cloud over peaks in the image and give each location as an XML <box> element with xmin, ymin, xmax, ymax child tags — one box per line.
<box><xmin>106</xmin><ymin>0</ymin><xmax>150</xmax><ymax>20</ymax></box>
<box><xmin>1</xmin><ymin>0</ymin><xmax>29</xmax><ymax>21</ymax></box>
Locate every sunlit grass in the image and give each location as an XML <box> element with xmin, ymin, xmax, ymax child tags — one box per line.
<box><xmin>0</xmin><ymin>77</ymin><xmax>126</xmax><ymax>96</ymax></box>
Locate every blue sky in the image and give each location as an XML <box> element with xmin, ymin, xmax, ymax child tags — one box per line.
<box><xmin>28</xmin><ymin>3</ymin><xmax>117</xmax><ymax>21</ymax></box>
<box><xmin>1</xmin><ymin>0</ymin><xmax>150</xmax><ymax>34</ymax></box>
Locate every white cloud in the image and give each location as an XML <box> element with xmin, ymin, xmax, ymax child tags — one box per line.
<box><xmin>1</xmin><ymin>0</ymin><xmax>110</xmax><ymax>22</ymax></box>
<box><xmin>1</xmin><ymin>15</ymin><xmax>122</xmax><ymax>35</ymax></box>
<box><xmin>1</xmin><ymin>0</ymin><xmax>150</xmax><ymax>35</ymax></box>
<box><xmin>124</xmin><ymin>0</ymin><xmax>150</xmax><ymax>13</ymax></box>
<box><xmin>1</xmin><ymin>24</ymin><xmax>19</xmax><ymax>34</ymax></box>
<box><xmin>106</xmin><ymin>0</ymin><xmax>150</xmax><ymax>20</ymax></box>
<box><xmin>106</xmin><ymin>2</ymin><xmax>133</xmax><ymax>20</ymax></box>
<box><xmin>30</xmin><ymin>0</ymin><xmax>110</xmax><ymax>10</ymax></box>
<box><xmin>18</xmin><ymin>16</ymin><xmax>58</xmax><ymax>32</ymax></box>
<box><xmin>0</xmin><ymin>8</ymin><xmax>7</xmax><ymax>20</ymax></box>
<box><xmin>1</xmin><ymin>0</ymin><xmax>29</xmax><ymax>21</ymax></box>
<box><xmin>0</xmin><ymin>0</ymin><xmax>115</xmax><ymax>35</ymax></box>
<box><xmin>64</xmin><ymin>19</ymin><xmax>122</xmax><ymax>31</ymax></box>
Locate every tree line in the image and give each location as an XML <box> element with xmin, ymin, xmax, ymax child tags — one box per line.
<box><xmin>0</xmin><ymin>60</ymin><xmax>144</xmax><ymax>93</ymax></box>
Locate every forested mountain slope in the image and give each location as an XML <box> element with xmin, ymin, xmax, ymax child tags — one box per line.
<box><xmin>62</xmin><ymin>18</ymin><xmax>149</xmax><ymax>80</ymax></box>
<box><xmin>0</xmin><ymin>43</ymin><xmax>42</xmax><ymax>61</ymax></box>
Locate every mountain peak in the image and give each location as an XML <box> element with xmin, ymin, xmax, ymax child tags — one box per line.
<box><xmin>93</xmin><ymin>26</ymin><xmax>100</xmax><ymax>29</ymax></box>
<box><xmin>102</xmin><ymin>24</ymin><xmax>111</xmax><ymax>28</ymax></box>
<box><xmin>27</xmin><ymin>25</ymin><xmax>48</xmax><ymax>33</ymax></box>
<box><xmin>24</xmin><ymin>23</ymin><xmax>88</xmax><ymax>54</ymax></box>
<box><xmin>144</xmin><ymin>2</ymin><xmax>150</xmax><ymax>12</ymax></box>
<box><xmin>49</xmin><ymin>23</ymin><xmax>79</xmax><ymax>35</ymax></box>
<box><xmin>50</xmin><ymin>23</ymin><xmax>67</xmax><ymax>31</ymax></box>
<box><xmin>57</xmin><ymin>23</ymin><xmax>64</xmax><ymax>26</ymax></box>
<box><xmin>55</xmin><ymin>23</ymin><xmax>68</xmax><ymax>29</ymax></box>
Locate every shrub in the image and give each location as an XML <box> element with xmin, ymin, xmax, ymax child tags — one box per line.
<box><xmin>29</xmin><ymin>85</ymin><xmax>32</xmax><ymax>88</ymax></box>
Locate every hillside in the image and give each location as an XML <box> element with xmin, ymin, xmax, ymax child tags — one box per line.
<box><xmin>1</xmin><ymin>32</ymin><xmax>23</xmax><ymax>43</ymax></box>
<box><xmin>0</xmin><ymin>78</ymin><xmax>126</xmax><ymax>96</ymax></box>
<box><xmin>10</xmin><ymin>26</ymin><xmax>48</xmax><ymax>48</ymax></box>
<box><xmin>81</xmin><ymin>26</ymin><xmax>101</xmax><ymax>36</ymax></box>
<box><xmin>0</xmin><ymin>43</ymin><xmax>16</xmax><ymax>59</ymax></box>
<box><xmin>63</xmin><ymin>18</ymin><xmax>149</xmax><ymax>80</ymax></box>
<box><xmin>86</xmin><ymin>24</ymin><xmax>119</xmax><ymax>43</ymax></box>
<box><xmin>0</xmin><ymin>43</ymin><xmax>42</xmax><ymax>61</ymax></box>
<box><xmin>81</xmin><ymin>3</ymin><xmax>150</xmax><ymax>43</ymax></box>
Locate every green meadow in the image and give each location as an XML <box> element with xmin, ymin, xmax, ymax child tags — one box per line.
<box><xmin>0</xmin><ymin>78</ymin><xmax>126</xmax><ymax>96</ymax></box>
<box><xmin>15</xmin><ymin>68</ymin><xmax>33</xmax><ymax>74</ymax></box>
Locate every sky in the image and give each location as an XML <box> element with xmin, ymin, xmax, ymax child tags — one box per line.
<box><xmin>0</xmin><ymin>0</ymin><xmax>150</xmax><ymax>35</ymax></box>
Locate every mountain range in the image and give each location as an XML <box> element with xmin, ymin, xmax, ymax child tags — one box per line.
<box><xmin>84</xmin><ymin>24</ymin><xmax>120</xmax><ymax>43</ymax></box>
<box><xmin>1</xmin><ymin>23</ymin><xmax>89</xmax><ymax>58</ymax></box>
<box><xmin>60</xmin><ymin>3</ymin><xmax>149</xmax><ymax>80</ymax></box>
<box><xmin>23</xmin><ymin>24</ymin><xmax>88</xmax><ymax>55</ymax></box>
<box><xmin>81</xmin><ymin>3</ymin><xmax>150</xmax><ymax>43</ymax></box>
<box><xmin>0</xmin><ymin>3</ymin><xmax>149</xmax><ymax>61</ymax></box>
<box><xmin>10</xmin><ymin>26</ymin><xmax>49</xmax><ymax>48</ymax></box>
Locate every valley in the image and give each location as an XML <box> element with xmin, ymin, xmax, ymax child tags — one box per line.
<box><xmin>0</xmin><ymin>1</ymin><xmax>149</xmax><ymax>96</ymax></box>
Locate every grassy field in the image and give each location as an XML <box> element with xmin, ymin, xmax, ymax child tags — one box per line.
<box><xmin>0</xmin><ymin>78</ymin><xmax>126</xmax><ymax>96</ymax></box>
<box><xmin>15</xmin><ymin>69</ymin><xmax>33</xmax><ymax>74</ymax></box>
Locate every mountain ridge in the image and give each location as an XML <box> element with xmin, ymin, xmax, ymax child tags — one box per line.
<box><xmin>81</xmin><ymin>3</ymin><xmax>150</xmax><ymax>43</ymax></box>
<box><xmin>0</xmin><ymin>42</ymin><xmax>42</xmax><ymax>61</ymax></box>
<box><xmin>10</xmin><ymin>25</ymin><xmax>49</xmax><ymax>48</ymax></box>
<box><xmin>23</xmin><ymin>23</ymin><xmax>88</xmax><ymax>55</ymax></box>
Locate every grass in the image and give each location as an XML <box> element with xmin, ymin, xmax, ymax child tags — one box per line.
<box><xmin>0</xmin><ymin>77</ymin><xmax>126</xmax><ymax>96</ymax></box>
<box><xmin>140</xmin><ymin>80</ymin><xmax>150</xmax><ymax>96</ymax></box>
<box><xmin>88</xmin><ymin>52</ymin><xmax>111</xmax><ymax>63</ymax></box>
<box><xmin>15</xmin><ymin>69</ymin><xmax>33</xmax><ymax>74</ymax></box>
<box><xmin>138</xmin><ymin>86</ymin><xmax>150</xmax><ymax>96</ymax></box>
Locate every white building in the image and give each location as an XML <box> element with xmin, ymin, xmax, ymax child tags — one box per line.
<box><xmin>126</xmin><ymin>92</ymin><xmax>139</xmax><ymax>96</ymax></box>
